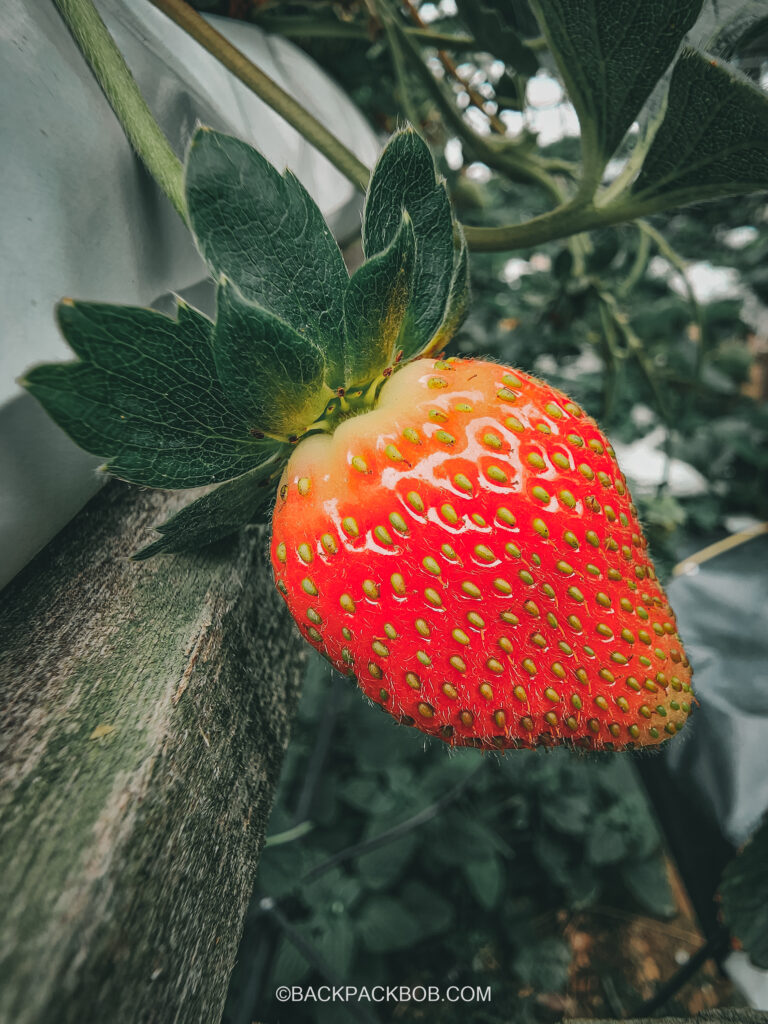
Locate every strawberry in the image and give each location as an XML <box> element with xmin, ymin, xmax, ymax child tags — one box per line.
<box><xmin>24</xmin><ymin>126</ymin><xmax>694</xmax><ymax>751</ymax></box>
<box><xmin>271</xmin><ymin>357</ymin><xmax>693</xmax><ymax>751</ymax></box>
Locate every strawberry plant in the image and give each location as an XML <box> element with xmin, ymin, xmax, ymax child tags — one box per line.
<box><xmin>38</xmin><ymin>0</ymin><xmax>768</xmax><ymax>756</ymax></box>
<box><xmin>25</xmin><ymin>125</ymin><xmax>693</xmax><ymax>752</ymax></box>
<box><xmin>21</xmin><ymin>0</ymin><xmax>768</xmax><ymax>1015</ymax></box>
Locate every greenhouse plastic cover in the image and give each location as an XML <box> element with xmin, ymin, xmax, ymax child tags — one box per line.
<box><xmin>651</xmin><ymin>532</ymin><xmax>768</xmax><ymax>1006</ymax></box>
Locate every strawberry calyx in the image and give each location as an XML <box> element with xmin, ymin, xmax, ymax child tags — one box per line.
<box><xmin>23</xmin><ymin>127</ymin><xmax>469</xmax><ymax>555</ymax></box>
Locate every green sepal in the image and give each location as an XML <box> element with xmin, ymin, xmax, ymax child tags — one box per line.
<box><xmin>25</xmin><ymin>127</ymin><xmax>477</xmax><ymax>556</ymax></box>
<box><xmin>214</xmin><ymin>278</ymin><xmax>331</xmax><ymax>437</ymax></box>
<box><xmin>134</xmin><ymin>460</ymin><xmax>283</xmax><ymax>560</ymax></box>
<box><xmin>531</xmin><ymin>0</ymin><xmax>702</xmax><ymax>167</ymax></box>
<box><xmin>632</xmin><ymin>47</ymin><xmax>768</xmax><ymax>205</ymax></box>
<box><xmin>185</xmin><ymin>126</ymin><xmax>349</xmax><ymax>389</ymax></box>
<box><xmin>343</xmin><ymin>213</ymin><xmax>415</xmax><ymax>388</ymax></box>
<box><xmin>421</xmin><ymin>225</ymin><xmax>470</xmax><ymax>358</ymax></box>
<box><xmin>363</xmin><ymin>129</ymin><xmax>458</xmax><ymax>359</ymax></box>
<box><xmin>22</xmin><ymin>299</ymin><xmax>275</xmax><ymax>489</ymax></box>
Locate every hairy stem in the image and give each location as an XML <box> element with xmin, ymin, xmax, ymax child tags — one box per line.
<box><xmin>53</xmin><ymin>0</ymin><xmax>186</xmax><ymax>219</ymax></box>
<box><xmin>462</xmin><ymin>192</ymin><xmax>696</xmax><ymax>252</ymax></box>
<box><xmin>149</xmin><ymin>0</ymin><xmax>371</xmax><ymax>192</ymax></box>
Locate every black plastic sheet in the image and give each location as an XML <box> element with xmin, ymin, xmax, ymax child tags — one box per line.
<box><xmin>638</xmin><ymin>533</ymin><xmax>768</xmax><ymax>939</ymax></box>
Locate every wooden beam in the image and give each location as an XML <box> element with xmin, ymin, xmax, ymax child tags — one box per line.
<box><xmin>0</xmin><ymin>481</ymin><xmax>305</xmax><ymax>1023</ymax></box>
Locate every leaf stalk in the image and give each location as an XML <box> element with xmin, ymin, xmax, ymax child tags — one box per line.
<box><xmin>53</xmin><ymin>0</ymin><xmax>186</xmax><ymax>219</ymax></box>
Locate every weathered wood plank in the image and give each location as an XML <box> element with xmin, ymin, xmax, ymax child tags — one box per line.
<box><xmin>0</xmin><ymin>481</ymin><xmax>305</xmax><ymax>1024</ymax></box>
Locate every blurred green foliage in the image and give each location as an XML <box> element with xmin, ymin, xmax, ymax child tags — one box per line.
<box><xmin>225</xmin><ymin>655</ymin><xmax>674</xmax><ymax>1024</ymax></box>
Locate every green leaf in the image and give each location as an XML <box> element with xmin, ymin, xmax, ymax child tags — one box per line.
<box><xmin>531</xmin><ymin>0</ymin><xmax>703</xmax><ymax>168</ymax></box>
<box><xmin>720</xmin><ymin>814</ymin><xmax>768</xmax><ymax>968</ymax></box>
<box><xmin>399</xmin><ymin>881</ymin><xmax>454</xmax><ymax>939</ymax></box>
<box><xmin>303</xmin><ymin>868</ymin><xmax>362</xmax><ymax>911</ymax></box>
<box><xmin>462</xmin><ymin>854</ymin><xmax>504</xmax><ymax>910</ymax></box>
<box><xmin>363</xmin><ymin>129</ymin><xmax>458</xmax><ymax>358</ymax></box>
<box><xmin>185</xmin><ymin>126</ymin><xmax>349</xmax><ymax>388</ymax></box>
<box><xmin>357</xmin><ymin>896</ymin><xmax>422</xmax><ymax>952</ymax></box>
<box><xmin>134</xmin><ymin>461</ymin><xmax>281</xmax><ymax>559</ymax></box>
<box><xmin>632</xmin><ymin>47</ymin><xmax>768</xmax><ymax>206</ymax></box>
<box><xmin>431</xmin><ymin>811</ymin><xmax>507</xmax><ymax>865</ymax></box>
<box><xmin>315</xmin><ymin>914</ymin><xmax>356</xmax><ymax>978</ymax></box>
<box><xmin>355</xmin><ymin>813</ymin><xmax>418</xmax><ymax>890</ymax></box>
<box><xmin>422</xmin><ymin>229</ymin><xmax>470</xmax><ymax>357</ymax></box>
<box><xmin>621</xmin><ymin>853</ymin><xmax>676</xmax><ymax>918</ymax></box>
<box><xmin>455</xmin><ymin>0</ymin><xmax>539</xmax><ymax>76</ymax></box>
<box><xmin>23</xmin><ymin>300</ymin><xmax>271</xmax><ymax>489</ymax></box>
<box><xmin>271</xmin><ymin>933</ymin><xmax>312</xmax><ymax>988</ymax></box>
<box><xmin>343</xmin><ymin>214</ymin><xmax>415</xmax><ymax>387</ymax></box>
<box><xmin>214</xmin><ymin>277</ymin><xmax>330</xmax><ymax>436</ymax></box>
<box><xmin>540</xmin><ymin>787</ymin><xmax>592</xmax><ymax>837</ymax></box>
<box><xmin>585</xmin><ymin>815</ymin><xmax>630</xmax><ymax>866</ymax></box>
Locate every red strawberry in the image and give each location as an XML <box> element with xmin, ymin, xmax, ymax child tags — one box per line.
<box><xmin>24</xmin><ymin>126</ymin><xmax>695</xmax><ymax>752</ymax></box>
<box><xmin>271</xmin><ymin>357</ymin><xmax>694</xmax><ymax>751</ymax></box>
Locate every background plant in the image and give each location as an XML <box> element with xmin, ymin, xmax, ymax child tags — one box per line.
<box><xmin>225</xmin><ymin>655</ymin><xmax>677</xmax><ymax>1024</ymax></box>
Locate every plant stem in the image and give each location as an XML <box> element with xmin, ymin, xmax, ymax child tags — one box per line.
<box><xmin>464</xmin><ymin>198</ymin><xmax>598</xmax><ymax>251</ymax></box>
<box><xmin>263</xmin><ymin>820</ymin><xmax>314</xmax><ymax>848</ymax></box>
<box><xmin>673</xmin><ymin>522</ymin><xmax>768</xmax><ymax>577</ymax></box>
<box><xmin>638</xmin><ymin>220</ymin><xmax>702</xmax><ymax>330</ymax></box>
<box><xmin>618</xmin><ymin>223</ymin><xmax>652</xmax><ymax>297</ymax></box>
<box><xmin>149</xmin><ymin>0</ymin><xmax>371</xmax><ymax>193</ymax></box>
<box><xmin>53</xmin><ymin>0</ymin><xmax>186</xmax><ymax>219</ymax></box>
<box><xmin>628</xmin><ymin>927</ymin><xmax>730</xmax><ymax>1018</ymax></box>
<box><xmin>462</xmin><ymin>192</ymin><xmax>692</xmax><ymax>252</ymax></box>
<box><xmin>255</xmin><ymin>15</ymin><xmax>476</xmax><ymax>50</ymax></box>
<box><xmin>301</xmin><ymin>762</ymin><xmax>485</xmax><ymax>884</ymax></box>
<box><xmin>374</xmin><ymin>0</ymin><xmax>424</xmax><ymax>130</ymax></box>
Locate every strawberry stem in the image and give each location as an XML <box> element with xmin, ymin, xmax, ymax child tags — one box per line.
<box><xmin>53</xmin><ymin>0</ymin><xmax>187</xmax><ymax>220</ymax></box>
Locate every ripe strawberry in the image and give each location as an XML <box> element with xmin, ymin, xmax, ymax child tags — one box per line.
<box><xmin>24</xmin><ymin>125</ymin><xmax>695</xmax><ymax>752</ymax></box>
<box><xmin>271</xmin><ymin>357</ymin><xmax>693</xmax><ymax>751</ymax></box>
